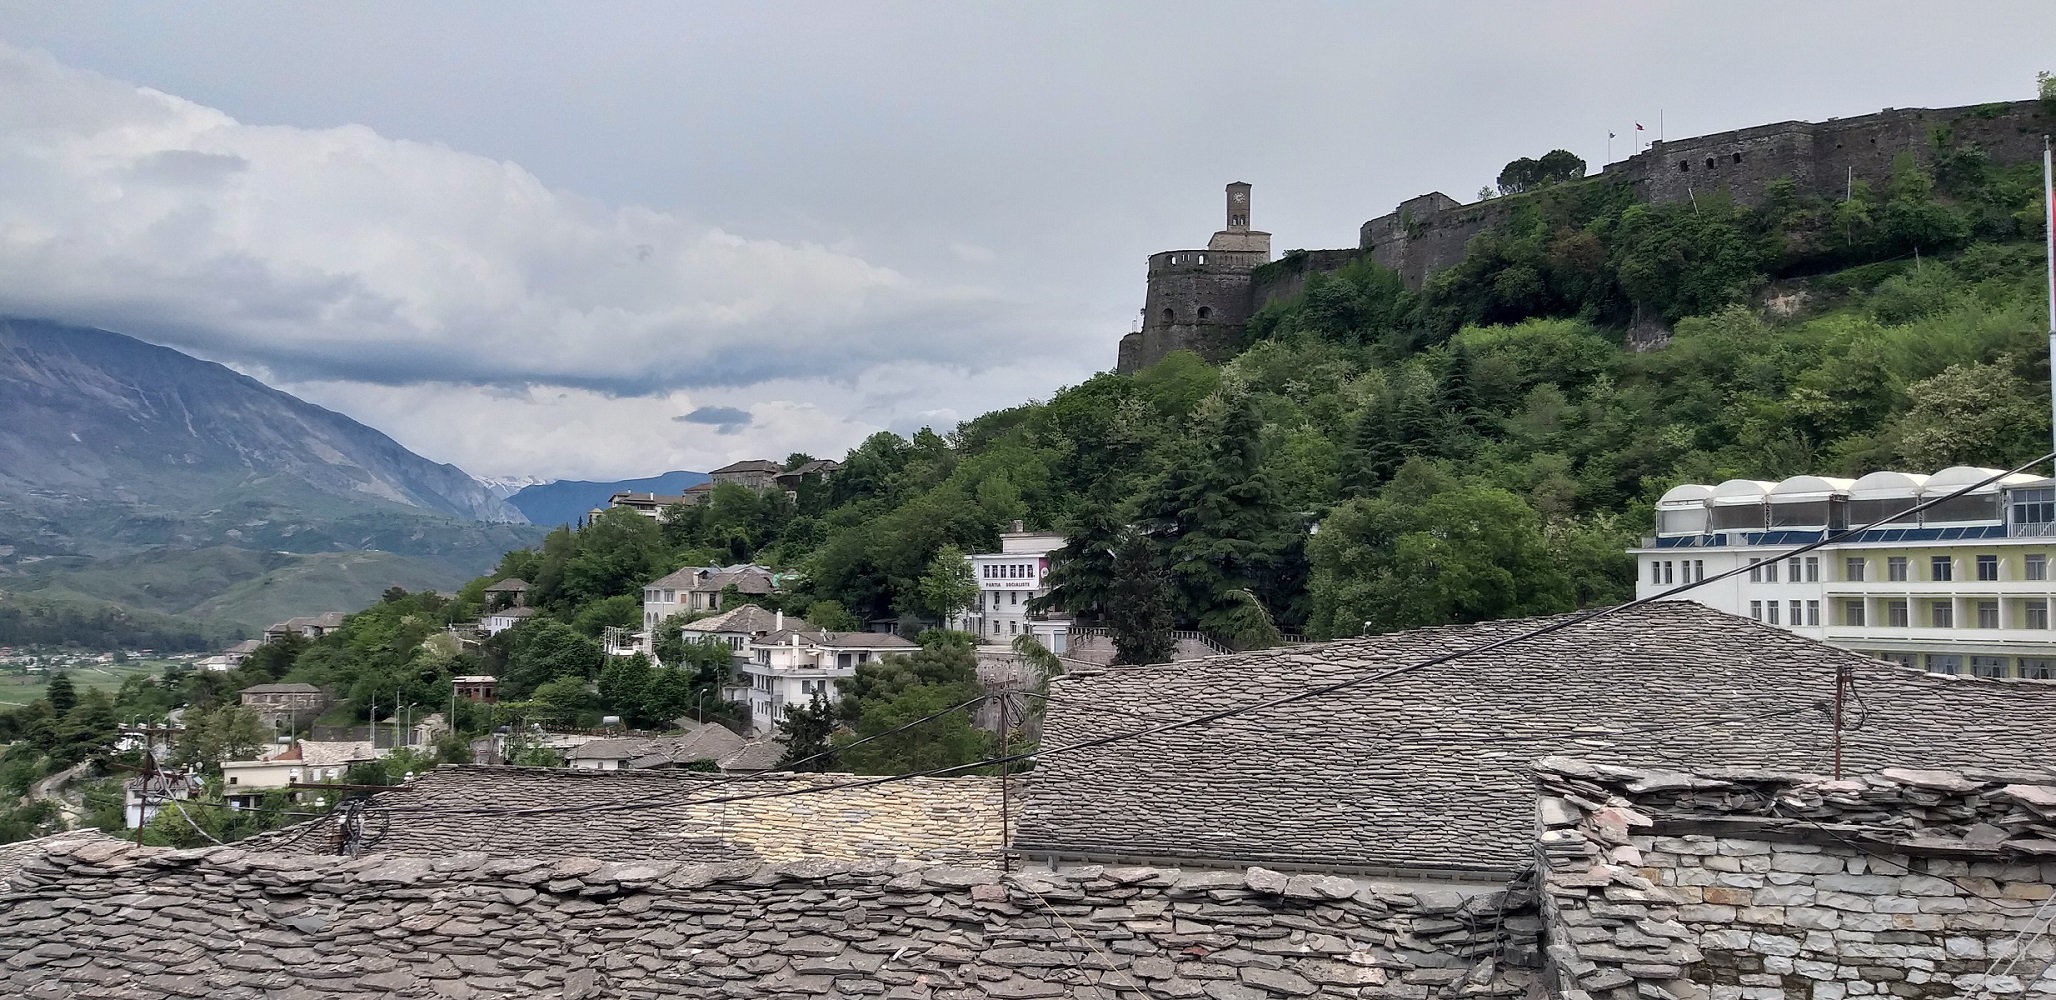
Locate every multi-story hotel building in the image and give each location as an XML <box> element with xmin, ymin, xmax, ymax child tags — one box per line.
<box><xmin>1632</xmin><ymin>466</ymin><xmax>2056</xmax><ymax>678</ymax></box>
<box><xmin>956</xmin><ymin>523</ymin><xmax>1073</xmax><ymax>653</ymax></box>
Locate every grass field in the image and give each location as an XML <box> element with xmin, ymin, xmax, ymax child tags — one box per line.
<box><xmin>0</xmin><ymin>659</ymin><xmax>176</xmax><ymax>709</ymax></box>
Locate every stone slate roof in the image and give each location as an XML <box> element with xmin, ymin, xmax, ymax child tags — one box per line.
<box><xmin>1017</xmin><ymin>601</ymin><xmax>2056</xmax><ymax>877</ymax></box>
<box><xmin>710</xmin><ymin>458</ymin><xmax>783</xmax><ymax>475</ymax></box>
<box><xmin>483</xmin><ymin>605</ymin><xmax>537</xmax><ymax>620</ymax></box>
<box><xmin>566</xmin><ymin>727</ymin><xmax>743</xmax><ymax>767</ymax></box>
<box><xmin>241</xmin><ymin>765</ymin><xmax>1011</xmax><ymax>866</ymax></box>
<box><xmin>758</xmin><ymin>628</ymin><xmax>919</xmax><ymax>650</ymax></box>
<box><xmin>0</xmin><ymin>840</ymin><xmax>1537</xmax><ymax>1000</ymax></box>
<box><xmin>238</xmin><ymin>682</ymin><xmax>323</xmax><ymax>694</ymax></box>
<box><xmin>647</xmin><ymin>565</ymin><xmax>775</xmax><ymax>594</ymax></box>
<box><xmin>0</xmin><ymin>830</ymin><xmax>108</xmax><ymax>893</ymax></box>
<box><xmin>678</xmin><ymin>603</ymin><xmax>811</xmax><ymax>635</ymax></box>
<box><xmin>482</xmin><ymin>577</ymin><xmax>530</xmax><ymax>592</ymax></box>
<box><xmin>715</xmin><ymin>735</ymin><xmax>787</xmax><ymax>772</ymax></box>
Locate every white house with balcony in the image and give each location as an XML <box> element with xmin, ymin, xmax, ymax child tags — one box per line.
<box><xmin>739</xmin><ymin>629</ymin><xmax>918</xmax><ymax>734</ymax></box>
<box><xmin>958</xmin><ymin>524</ymin><xmax>1073</xmax><ymax>652</ymax></box>
<box><xmin>1632</xmin><ymin>465</ymin><xmax>2056</xmax><ymax>678</ymax></box>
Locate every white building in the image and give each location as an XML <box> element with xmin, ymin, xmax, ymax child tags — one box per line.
<box><xmin>740</xmin><ymin>629</ymin><xmax>918</xmax><ymax>734</ymax></box>
<box><xmin>958</xmin><ymin>525</ymin><xmax>1073</xmax><ymax>652</ymax></box>
<box><xmin>221</xmin><ymin>740</ymin><xmax>382</xmax><ymax>808</ymax></box>
<box><xmin>480</xmin><ymin>605</ymin><xmax>538</xmax><ymax>636</ymax></box>
<box><xmin>1632</xmin><ymin>466</ymin><xmax>2056</xmax><ymax>678</ymax></box>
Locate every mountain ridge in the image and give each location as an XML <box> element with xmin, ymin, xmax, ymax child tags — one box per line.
<box><xmin>506</xmin><ymin>471</ymin><xmax>712</xmax><ymax>527</ymax></box>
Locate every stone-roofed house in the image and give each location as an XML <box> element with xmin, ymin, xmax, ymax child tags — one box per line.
<box><xmin>236</xmin><ymin>681</ymin><xmax>329</xmax><ymax>728</ymax></box>
<box><xmin>708</xmin><ymin>458</ymin><xmax>783</xmax><ymax>490</ymax></box>
<box><xmin>679</xmin><ymin>603</ymin><xmax>811</xmax><ymax>664</ymax></box>
<box><xmin>221</xmin><ymin>740</ymin><xmax>381</xmax><ymax>808</ymax></box>
<box><xmin>1017</xmin><ymin>601</ymin><xmax>2056</xmax><ymax>881</ymax></box>
<box><xmin>773</xmin><ymin>458</ymin><xmax>840</xmax><ymax>494</ymax></box>
<box><xmin>481</xmin><ymin>576</ymin><xmax>529</xmax><ymax>609</ymax></box>
<box><xmin>713</xmin><ymin>734</ymin><xmax>787</xmax><ymax>773</ymax></box>
<box><xmin>262</xmin><ymin>611</ymin><xmax>346</xmax><ymax>642</ymax></box>
<box><xmin>566</xmin><ymin>725</ymin><xmax>744</xmax><ymax>772</ymax></box>
<box><xmin>479</xmin><ymin>604</ymin><xmax>537</xmax><ymax>636</ymax></box>
<box><xmin>640</xmin><ymin>564</ymin><xmax>776</xmax><ymax>632</ymax></box>
<box><xmin>251</xmin><ymin>765</ymin><xmax>1013</xmax><ymax>867</ymax></box>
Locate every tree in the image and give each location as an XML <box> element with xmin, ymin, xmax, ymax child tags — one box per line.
<box><xmin>804</xmin><ymin>601</ymin><xmax>862</xmax><ymax>632</ymax></box>
<box><xmin>1032</xmin><ymin>479</ymin><xmax>1124</xmax><ymax>625</ymax></box>
<box><xmin>597</xmin><ymin>653</ymin><xmax>656</xmax><ymax>727</ymax></box>
<box><xmin>834</xmin><ymin>684</ymin><xmax>991</xmax><ymax>776</ymax></box>
<box><xmin>1104</xmin><ymin>527</ymin><xmax>1175</xmax><ymax>666</ymax></box>
<box><xmin>775</xmin><ymin>694</ymin><xmax>837</xmax><ymax>772</ymax></box>
<box><xmin>1496</xmin><ymin>150</ymin><xmax>1584</xmax><ymax>196</ymax></box>
<box><xmin>1219</xmin><ymin>589</ymin><xmax>1283</xmax><ymax>650</ymax></box>
<box><xmin>45</xmin><ymin>673</ymin><xmax>76</xmax><ymax>716</ymax></box>
<box><xmin>501</xmin><ymin>619</ymin><xmax>603</xmax><ymax>699</ymax></box>
<box><xmin>171</xmin><ymin>705</ymin><xmax>269</xmax><ymax>771</ymax></box>
<box><xmin>917</xmin><ymin>544</ymin><xmax>979</xmax><ymax>624</ymax></box>
<box><xmin>1896</xmin><ymin>360</ymin><xmax>2049</xmax><ymax>469</ymax></box>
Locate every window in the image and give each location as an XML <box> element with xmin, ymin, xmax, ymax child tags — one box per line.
<box><xmin>1978</xmin><ymin>600</ymin><xmax>2000</xmax><ymax>628</ymax></box>
<box><xmin>1011</xmin><ymin>591</ymin><xmax>1020</xmax><ymax>606</ymax></box>
<box><xmin>1926</xmin><ymin>654</ymin><xmax>1962</xmax><ymax>675</ymax></box>
<box><xmin>1732</xmin><ymin>152</ymin><xmax>1744</xmax><ymax>164</ymax></box>
<box><xmin>1766</xmin><ymin>602</ymin><xmax>1781</xmax><ymax>625</ymax></box>
<box><xmin>1845</xmin><ymin>557</ymin><xmax>1866</xmax><ymax>582</ymax></box>
<box><xmin>2031</xmin><ymin>600</ymin><xmax>2050</xmax><ymax>630</ymax></box>
<box><xmin>1706</xmin><ymin>157</ymin><xmax>1716</xmax><ymax>170</ymax></box>
<box><xmin>1161</xmin><ymin>308</ymin><xmax>1173</xmax><ymax>322</ymax></box>
<box><xmin>1972</xmin><ymin>656</ymin><xmax>2011</xmax><ymax>678</ymax></box>
<box><xmin>1931</xmin><ymin>601</ymin><xmax>1954</xmax><ymax>629</ymax></box>
<box><xmin>1844</xmin><ymin>600</ymin><xmax>1865</xmax><ymax>627</ymax></box>
<box><xmin>1789</xmin><ymin>600</ymin><xmax>1803</xmax><ymax>626</ymax></box>
<box><xmin>1008</xmin><ymin>621</ymin><xmax>1018</xmax><ymax>635</ymax></box>
<box><xmin>836</xmin><ymin>653</ymin><xmax>852</xmax><ymax>669</ymax></box>
<box><xmin>1650</xmin><ymin>561</ymin><xmax>1662</xmax><ymax>585</ymax></box>
<box><xmin>1679</xmin><ymin>160</ymin><xmax>1690</xmax><ymax>172</ymax></box>
<box><xmin>1787</xmin><ymin>558</ymin><xmax>1802</xmax><ymax>583</ymax></box>
<box><xmin>1880</xmin><ymin>651</ymin><xmax>1918</xmax><ymax>668</ymax></box>
<box><xmin>2013</xmin><ymin>488</ymin><xmax>2056</xmax><ymax>528</ymax></box>
<box><xmin>1663</xmin><ymin>561</ymin><xmax>1674</xmax><ymax>585</ymax></box>
<box><xmin>1748</xmin><ymin>558</ymin><xmax>1763</xmax><ymax>583</ymax></box>
<box><xmin>1693</xmin><ymin>560</ymin><xmax>1705</xmax><ymax>583</ymax></box>
<box><xmin>1931</xmin><ymin>556</ymin><xmax>1953</xmax><ymax>582</ymax></box>
<box><xmin>1197</xmin><ymin>306</ymin><xmax>1213</xmax><ymax>320</ymax></box>
<box><xmin>1887</xmin><ymin>600</ymin><xmax>1909</xmax><ymax>627</ymax></box>
<box><xmin>1749</xmin><ymin>600</ymin><xmax>1763</xmax><ymax>621</ymax></box>
<box><xmin>2023</xmin><ymin>658</ymin><xmax>2056</xmax><ymax>680</ymax></box>
<box><xmin>1978</xmin><ymin>555</ymin><xmax>1999</xmax><ymax>581</ymax></box>
<box><xmin>1806</xmin><ymin>600</ymin><xmax>1820</xmax><ymax>626</ymax></box>
<box><xmin>1805</xmin><ymin>557</ymin><xmax>1820</xmax><ymax>583</ymax></box>
<box><xmin>1888</xmin><ymin>557</ymin><xmax>1909</xmax><ymax>582</ymax></box>
<box><xmin>2031</xmin><ymin>555</ymin><xmax>2048</xmax><ymax>581</ymax></box>
<box><xmin>227</xmin><ymin>776</ymin><xmax>238</xmax><ymax>786</ymax></box>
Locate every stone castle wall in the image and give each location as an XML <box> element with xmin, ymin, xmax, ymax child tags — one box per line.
<box><xmin>1532</xmin><ymin>757</ymin><xmax>2056</xmax><ymax>1000</ymax></box>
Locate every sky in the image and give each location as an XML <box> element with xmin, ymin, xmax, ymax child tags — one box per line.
<box><xmin>3</xmin><ymin>2</ymin><xmax>2056</xmax><ymax>483</ymax></box>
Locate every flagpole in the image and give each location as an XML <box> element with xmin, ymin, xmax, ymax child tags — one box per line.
<box><xmin>2044</xmin><ymin>135</ymin><xmax>2055</xmax><ymax>470</ymax></box>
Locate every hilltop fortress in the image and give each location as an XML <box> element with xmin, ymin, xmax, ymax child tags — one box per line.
<box><xmin>1115</xmin><ymin>98</ymin><xmax>2055</xmax><ymax>373</ymax></box>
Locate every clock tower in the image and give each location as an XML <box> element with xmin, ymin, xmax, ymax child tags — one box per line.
<box><xmin>1225</xmin><ymin>181</ymin><xmax>1251</xmax><ymax>231</ymax></box>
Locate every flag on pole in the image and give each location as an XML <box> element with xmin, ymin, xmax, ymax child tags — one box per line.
<box><xmin>1635</xmin><ymin>123</ymin><xmax>1644</xmax><ymax>131</ymax></box>
<box><xmin>1608</xmin><ymin>131</ymin><xmax>1616</xmax><ymax>139</ymax></box>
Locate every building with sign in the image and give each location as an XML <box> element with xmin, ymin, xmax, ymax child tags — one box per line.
<box><xmin>957</xmin><ymin>522</ymin><xmax>1072</xmax><ymax>652</ymax></box>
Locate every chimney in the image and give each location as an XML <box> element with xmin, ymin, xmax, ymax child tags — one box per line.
<box><xmin>774</xmin><ymin>610</ymin><xmax>783</xmax><ymax>630</ymax></box>
<box><xmin>1010</xmin><ymin>519</ymin><xmax>1025</xmax><ymax>533</ymax></box>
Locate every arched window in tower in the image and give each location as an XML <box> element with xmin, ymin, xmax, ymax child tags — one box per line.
<box><xmin>1197</xmin><ymin>306</ymin><xmax>1213</xmax><ymax>320</ymax></box>
<box><xmin>1161</xmin><ymin>308</ymin><xmax>1174</xmax><ymax>322</ymax></box>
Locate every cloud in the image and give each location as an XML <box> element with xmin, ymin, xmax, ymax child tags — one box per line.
<box><xmin>674</xmin><ymin>405</ymin><xmax>753</xmax><ymax>434</ymax></box>
<box><xmin>0</xmin><ymin>43</ymin><xmax>1052</xmax><ymax>395</ymax></box>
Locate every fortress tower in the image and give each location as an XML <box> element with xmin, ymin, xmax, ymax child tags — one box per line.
<box><xmin>1115</xmin><ymin>182</ymin><xmax>1273</xmax><ymax>374</ymax></box>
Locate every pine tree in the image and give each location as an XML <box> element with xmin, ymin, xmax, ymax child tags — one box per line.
<box><xmin>46</xmin><ymin>672</ymin><xmax>77</xmax><ymax>716</ymax></box>
<box><xmin>1133</xmin><ymin>399</ymin><xmax>1300</xmax><ymax>632</ymax></box>
<box><xmin>1105</xmin><ymin>527</ymin><xmax>1175</xmax><ymax>666</ymax></box>
<box><xmin>1032</xmin><ymin>478</ymin><xmax>1125</xmax><ymax>625</ymax></box>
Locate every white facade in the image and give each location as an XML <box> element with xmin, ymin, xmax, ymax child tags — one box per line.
<box><xmin>480</xmin><ymin>606</ymin><xmax>535</xmax><ymax>636</ymax></box>
<box><xmin>1632</xmin><ymin>467</ymin><xmax>2056</xmax><ymax>678</ymax></box>
<box><xmin>959</xmin><ymin>529</ymin><xmax>1072</xmax><ymax>651</ymax></box>
<box><xmin>221</xmin><ymin>741</ymin><xmax>381</xmax><ymax>806</ymax></box>
<box><xmin>740</xmin><ymin>630</ymin><xmax>917</xmax><ymax>734</ymax></box>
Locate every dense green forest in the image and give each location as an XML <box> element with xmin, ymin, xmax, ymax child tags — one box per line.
<box><xmin>5</xmin><ymin>126</ymin><xmax>2053</xmax><ymax>844</ymax></box>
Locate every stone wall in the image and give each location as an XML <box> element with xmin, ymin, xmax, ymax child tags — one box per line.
<box><xmin>1118</xmin><ymin>248</ymin><xmax>1270</xmax><ymax>372</ymax></box>
<box><xmin>0</xmin><ymin>840</ymin><xmax>1542</xmax><ymax>999</ymax></box>
<box><xmin>237</xmin><ymin>766</ymin><xmax>1016</xmax><ymax>868</ymax></box>
<box><xmin>1532</xmin><ymin>757</ymin><xmax>2056</xmax><ymax>1000</ymax></box>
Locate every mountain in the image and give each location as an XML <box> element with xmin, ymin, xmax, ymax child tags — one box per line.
<box><xmin>0</xmin><ymin>317</ymin><xmax>523</xmax><ymax>523</ymax></box>
<box><xmin>506</xmin><ymin>471</ymin><xmax>712</xmax><ymax>527</ymax></box>
<box><xmin>0</xmin><ymin>317</ymin><xmax>547</xmax><ymax>639</ymax></box>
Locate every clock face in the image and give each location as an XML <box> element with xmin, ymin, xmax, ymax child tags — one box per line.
<box><xmin>1233</xmin><ymin>193</ymin><xmax>1247</xmax><ymax>204</ymax></box>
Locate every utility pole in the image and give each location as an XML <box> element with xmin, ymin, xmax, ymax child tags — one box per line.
<box><xmin>997</xmin><ymin>687</ymin><xmax>1011</xmax><ymax>874</ymax></box>
<box><xmin>2044</xmin><ymin>135</ymin><xmax>2055</xmax><ymax>468</ymax></box>
<box><xmin>1832</xmin><ymin>663</ymin><xmax>1850</xmax><ymax>781</ymax></box>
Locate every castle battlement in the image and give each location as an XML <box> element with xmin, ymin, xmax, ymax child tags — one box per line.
<box><xmin>1116</xmin><ymin>99</ymin><xmax>2055</xmax><ymax>373</ymax></box>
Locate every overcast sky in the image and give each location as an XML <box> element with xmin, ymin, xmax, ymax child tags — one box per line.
<box><xmin>4</xmin><ymin>3</ymin><xmax>2055</xmax><ymax>482</ymax></box>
